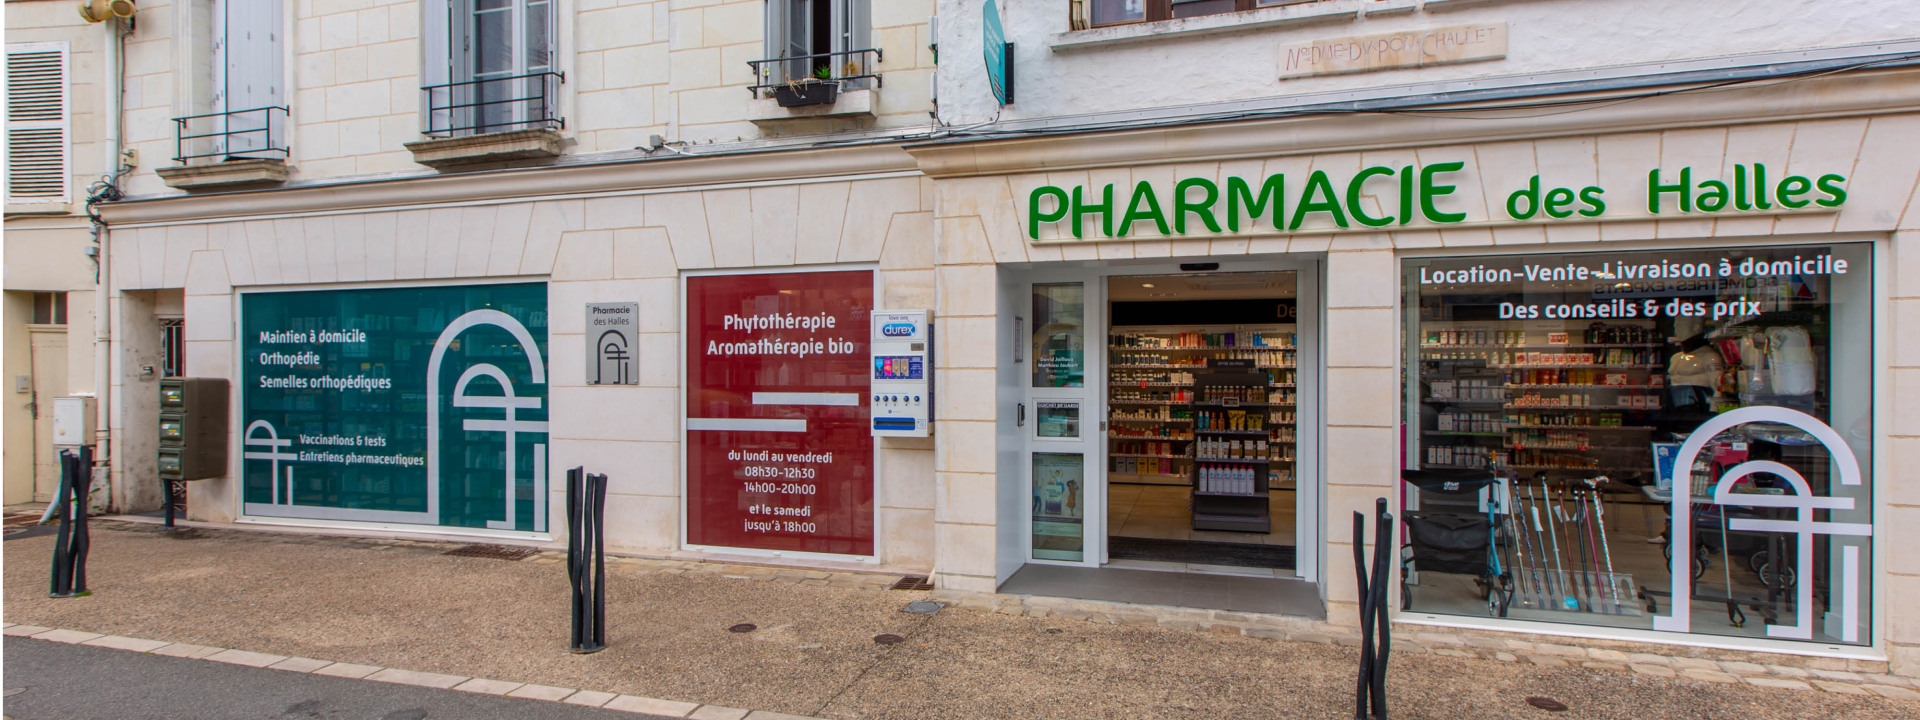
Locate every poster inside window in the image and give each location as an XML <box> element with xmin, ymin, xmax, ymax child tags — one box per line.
<box><xmin>685</xmin><ymin>270</ymin><xmax>875</xmax><ymax>556</ymax></box>
<box><xmin>1401</xmin><ymin>245</ymin><xmax>1871</xmax><ymax>645</ymax></box>
<box><xmin>241</xmin><ymin>282</ymin><xmax>550</xmax><ymax>531</ymax></box>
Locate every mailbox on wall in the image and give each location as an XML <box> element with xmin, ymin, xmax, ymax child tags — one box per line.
<box><xmin>158</xmin><ymin>378</ymin><xmax>229</xmax><ymax>482</ymax></box>
<box><xmin>870</xmin><ymin>310</ymin><xmax>933</xmax><ymax>438</ymax></box>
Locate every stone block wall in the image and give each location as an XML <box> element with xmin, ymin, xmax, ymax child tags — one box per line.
<box><xmin>105</xmin><ymin>171</ymin><xmax>937</xmax><ymax>568</ymax></box>
<box><xmin>112</xmin><ymin>0</ymin><xmax>935</xmax><ymax>194</ymax></box>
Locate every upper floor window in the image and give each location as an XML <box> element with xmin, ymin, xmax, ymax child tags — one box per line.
<box><xmin>181</xmin><ymin>0</ymin><xmax>289</xmax><ymax>164</ymax></box>
<box><xmin>760</xmin><ymin>0</ymin><xmax>872</xmax><ymax>87</ymax></box>
<box><xmin>6</xmin><ymin>43</ymin><xmax>70</xmax><ymax>205</ymax></box>
<box><xmin>1085</xmin><ymin>0</ymin><xmax>1308</xmax><ymax>27</ymax></box>
<box><xmin>424</xmin><ymin>0</ymin><xmax>561</xmax><ymax>138</ymax></box>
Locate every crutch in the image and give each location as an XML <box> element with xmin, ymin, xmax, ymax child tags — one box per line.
<box><xmin>1565</xmin><ymin>485</ymin><xmax>1594</xmax><ymax>612</ymax></box>
<box><xmin>1589</xmin><ymin>482</ymin><xmax>1620</xmax><ymax>613</ymax></box>
<box><xmin>1542</xmin><ymin>481</ymin><xmax>1575</xmax><ymax>610</ymax></box>
<box><xmin>1581</xmin><ymin>484</ymin><xmax>1607</xmax><ymax>613</ymax></box>
<box><xmin>1508</xmin><ymin>489</ymin><xmax>1539</xmax><ymax>608</ymax></box>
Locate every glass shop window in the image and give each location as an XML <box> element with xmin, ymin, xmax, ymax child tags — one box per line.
<box><xmin>1400</xmin><ymin>244</ymin><xmax>1872</xmax><ymax>646</ymax></box>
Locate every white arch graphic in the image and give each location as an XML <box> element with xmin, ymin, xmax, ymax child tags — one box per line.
<box><xmin>426</xmin><ymin>309</ymin><xmax>548</xmax><ymax>531</ymax></box>
<box><xmin>242</xmin><ymin>419</ymin><xmax>299</xmax><ymax>505</ymax></box>
<box><xmin>1652</xmin><ymin>406</ymin><xmax>1866</xmax><ymax>642</ymax></box>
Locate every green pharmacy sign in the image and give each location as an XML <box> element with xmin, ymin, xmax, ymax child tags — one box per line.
<box><xmin>241</xmin><ymin>283</ymin><xmax>550</xmax><ymax>531</ymax></box>
<box><xmin>983</xmin><ymin>0</ymin><xmax>1013</xmax><ymax>105</ymax></box>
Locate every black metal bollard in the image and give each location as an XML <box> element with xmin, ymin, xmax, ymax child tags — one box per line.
<box><xmin>48</xmin><ymin>446</ymin><xmax>94</xmax><ymax>598</ymax></box>
<box><xmin>1353</xmin><ymin>498</ymin><xmax>1394</xmax><ymax>720</ymax></box>
<box><xmin>567</xmin><ymin>466</ymin><xmax>608</xmax><ymax>653</ymax></box>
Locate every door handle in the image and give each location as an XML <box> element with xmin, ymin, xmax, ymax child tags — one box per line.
<box><xmin>1017</xmin><ymin>402</ymin><xmax>1025</xmax><ymax>427</ymax></box>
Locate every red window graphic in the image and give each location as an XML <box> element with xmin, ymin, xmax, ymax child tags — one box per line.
<box><xmin>685</xmin><ymin>271</ymin><xmax>874</xmax><ymax>555</ymax></box>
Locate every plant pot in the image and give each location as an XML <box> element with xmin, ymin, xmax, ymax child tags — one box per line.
<box><xmin>773</xmin><ymin>80</ymin><xmax>841</xmax><ymax>108</ymax></box>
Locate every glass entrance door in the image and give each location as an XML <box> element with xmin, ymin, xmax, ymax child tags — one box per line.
<box><xmin>1025</xmin><ymin>278</ymin><xmax>1104</xmax><ymax>566</ymax></box>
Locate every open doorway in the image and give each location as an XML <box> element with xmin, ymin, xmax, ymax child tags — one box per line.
<box><xmin>1105</xmin><ymin>272</ymin><xmax>1299</xmax><ymax>577</ymax></box>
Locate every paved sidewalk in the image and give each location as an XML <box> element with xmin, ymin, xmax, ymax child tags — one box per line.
<box><xmin>5</xmin><ymin>520</ymin><xmax>1917</xmax><ymax>719</ymax></box>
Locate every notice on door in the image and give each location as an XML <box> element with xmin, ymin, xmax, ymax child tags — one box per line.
<box><xmin>685</xmin><ymin>271</ymin><xmax>874</xmax><ymax>556</ymax></box>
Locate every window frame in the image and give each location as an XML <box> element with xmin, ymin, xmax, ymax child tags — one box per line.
<box><xmin>761</xmin><ymin>0</ymin><xmax>873</xmax><ymax>88</ymax></box>
<box><xmin>1084</xmin><ymin>0</ymin><xmax>1317</xmax><ymax>29</ymax></box>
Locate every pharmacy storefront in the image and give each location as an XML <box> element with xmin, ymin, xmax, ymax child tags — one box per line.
<box><xmin>911</xmin><ymin>108</ymin><xmax>1912</xmax><ymax>666</ymax></box>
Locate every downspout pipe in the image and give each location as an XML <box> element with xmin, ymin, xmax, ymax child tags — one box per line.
<box><xmin>90</xmin><ymin>16</ymin><xmax>128</xmax><ymax>511</ymax></box>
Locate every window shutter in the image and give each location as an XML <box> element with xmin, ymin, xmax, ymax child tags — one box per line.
<box><xmin>6</xmin><ymin>43</ymin><xmax>70</xmax><ymax>205</ymax></box>
<box><xmin>224</xmin><ymin>0</ymin><xmax>284</xmax><ymax>112</ymax></box>
<box><xmin>422</xmin><ymin>0</ymin><xmax>454</xmax><ymax>135</ymax></box>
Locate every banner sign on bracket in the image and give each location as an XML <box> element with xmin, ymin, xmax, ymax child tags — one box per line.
<box><xmin>241</xmin><ymin>282</ymin><xmax>550</xmax><ymax>531</ymax></box>
<box><xmin>685</xmin><ymin>271</ymin><xmax>875</xmax><ymax>556</ymax></box>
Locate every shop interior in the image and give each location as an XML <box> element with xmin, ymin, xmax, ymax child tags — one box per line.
<box><xmin>1401</xmin><ymin>247</ymin><xmax>1871</xmax><ymax>645</ymax></box>
<box><xmin>1103</xmin><ymin>272</ymin><xmax>1300</xmax><ymax>578</ymax></box>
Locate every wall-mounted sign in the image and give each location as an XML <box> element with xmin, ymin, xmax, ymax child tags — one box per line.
<box><xmin>241</xmin><ymin>282</ymin><xmax>549</xmax><ymax>531</ymax></box>
<box><xmin>586</xmin><ymin>302</ymin><xmax>637</xmax><ymax>385</ymax></box>
<box><xmin>1279</xmin><ymin>23</ymin><xmax>1507</xmax><ymax>79</ymax></box>
<box><xmin>1026</xmin><ymin>163</ymin><xmax>1849</xmax><ymax>242</ymax></box>
<box><xmin>685</xmin><ymin>271</ymin><xmax>874</xmax><ymax>556</ymax></box>
<box><xmin>983</xmin><ymin>0</ymin><xmax>1014</xmax><ymax>105</ymax></box>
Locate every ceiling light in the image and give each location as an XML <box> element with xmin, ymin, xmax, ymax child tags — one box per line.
<box><xmin>1141</xmin><ymin>283</ymin><xmax>1155</xmax><ymax>288</ymax></box>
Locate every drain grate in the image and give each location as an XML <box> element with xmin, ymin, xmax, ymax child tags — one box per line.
<box><xmin>1525</xmin><ymin>697</ymin><xmax>1569</xmax><ymax>712</ymax></box>
<box><xmin>442</xmin><ymin>544</ymin><xmax>538</xmax><ymax>561</ymax></box>
<box><xmin>901</xmin><ymin>600</ymin><xmax>944</xmax><ymax>616</ymax></box>
<box><xmin>890</xmin><ymin>575</ymin><xmax>934</xmax><ymax>591</ymax></box>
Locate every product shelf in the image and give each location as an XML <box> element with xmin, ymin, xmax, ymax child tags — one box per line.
<box><xmin>1109</xmin><ymin>452</ymin><xmax>1190</xmax><ymax>459</ymax></box>
<box><xmin>1111</xmin><ymin>417</ymin><xmax>1193</xmax><ymax>423</ymax></box>
<box><xmin>1506</xmin><ymin>424</ymin><xmax>1655</xmax><ymax>431</ymax></box>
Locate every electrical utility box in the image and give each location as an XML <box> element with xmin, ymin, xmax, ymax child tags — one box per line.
<box><xmin>52</xmin><ymin>396</ymin><xmax>95</xmax><ymax>447</ymax></box>
<box><xmin>870</xmin><ymin>310</ymin><xmax>933</xmax><ymax>438</ymax></box>
<box><xmin>158</xmin><ymin>378</ymin><xmax>230</xmax><ymax>481</ymax></box>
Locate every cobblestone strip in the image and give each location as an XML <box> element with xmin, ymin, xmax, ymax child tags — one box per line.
<box><xmin>927</xmin><ymin>588</ymin><xmax>1919</xmax><ymax>699</ymax></box>
<box><xmin>2</xmin><ymin>626</ymin><xmax>828</xmax><ymax>719</ymax></box>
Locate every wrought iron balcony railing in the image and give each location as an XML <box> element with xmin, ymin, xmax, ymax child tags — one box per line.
<box><xmin>172</xmin><ymin>106</ymin><xmax>290</xmax><ymax>165</ymax></box>
<box><xmin>422</xmin><ymin>71</ymin><xmax>565</xmax><ymax>138</ymax></box>
<box><xmin>746</xmin><ymin>48</ymin><xmax>883</xmax><ymax>100</ymax></box>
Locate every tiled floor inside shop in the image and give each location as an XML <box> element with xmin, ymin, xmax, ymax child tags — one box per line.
<box><xmin>1107</xmin><ymin>483</ymin><xmax>1297</xmax><ymax>545</ymax></box>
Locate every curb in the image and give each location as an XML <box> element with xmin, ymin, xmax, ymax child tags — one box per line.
<box><xmin>0</xmin><ymin>622</ymin><xmax>827</xmax><ymax>719</ymax></box>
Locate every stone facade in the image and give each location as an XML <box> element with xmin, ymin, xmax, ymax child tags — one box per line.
<box><xmin>49</xmin><ymin>0</ymin><xmax>1920</xmax><ymax>683</ymax></box>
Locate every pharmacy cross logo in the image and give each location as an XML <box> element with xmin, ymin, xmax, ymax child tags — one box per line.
<box><xmin>428</xmin><ymin>309</ymin><xmax>549</xmax><ymax>532</ymax></box>
<box><xmin>595</xmin><ymin>329</ymin><xmax>632</xmax><ymax>385</ymax></box>
<box><xmin>241</xmin><ymin>420</ymin><xmax>298</xmax><ymax>505</ymax></box>
<box><xmin>1652</xmin><ymin>406</ymin><xmax>1867</xmax><ymax>642</ymax></box>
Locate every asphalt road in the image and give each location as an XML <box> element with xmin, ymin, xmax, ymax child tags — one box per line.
<box><xmin>2</xmin><ymin>638</ymin><xmax>672</xmax><ymax>720</ymax></box>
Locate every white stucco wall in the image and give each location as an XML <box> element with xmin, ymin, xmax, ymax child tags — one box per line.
<box><xmin>933</xmin><ymin>0</ymin><xmax>1920</xmax><ymax>125</ymax></box>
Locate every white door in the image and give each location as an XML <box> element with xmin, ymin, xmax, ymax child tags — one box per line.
<box><xmin>30</xmin><ymin>327</ymin><xmax>67</xmax><ymax>502</ymax></box>
<box><xmin>1022</xmin><ymin>275</ymin><xmax>1105</xmax><ymax>567</ymax></box>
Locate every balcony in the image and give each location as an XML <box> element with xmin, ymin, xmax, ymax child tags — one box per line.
<box><xmin>155</xmin><ymin>107</ymin><xmax>291</xmax><ymax>192</ymax></box>
<box><xmin>745</xmin><ymin>48</ymin><xmax>883</xmax><ymax>125</ymax></box>
<box><xmin>405</xmin><ymin>71</ymin><xmax>566</xmax><ymax>169</ymax></box>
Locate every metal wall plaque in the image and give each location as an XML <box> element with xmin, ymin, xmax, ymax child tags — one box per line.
<box><xmin>586</xmin><ymin>302</ymin><xmax>638</xmax><ymax>385</ymax></box>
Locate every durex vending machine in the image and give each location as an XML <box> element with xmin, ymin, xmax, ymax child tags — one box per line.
<box><xmin>870</xmin><ymin>310</ymin><xmax>932</xmax><ymax>437</ymax></box>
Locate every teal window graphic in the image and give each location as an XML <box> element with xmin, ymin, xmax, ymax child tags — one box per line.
<box><xmin>241</xmin><ymin>283</ymin><xmax>550</xmax><ymax>531</ymax></box>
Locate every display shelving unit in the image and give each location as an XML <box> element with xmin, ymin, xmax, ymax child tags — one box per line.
<box><xmin>1415</xmin><ymin>315</ymin><xmax>1666</xmax><ymax>475</ymax></box>
<box><xmin>1108</xmin><ymin>324</ymin><xmax>1297</xmax><ymax>491</ymax></box>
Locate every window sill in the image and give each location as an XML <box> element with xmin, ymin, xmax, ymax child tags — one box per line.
<box><xmin>403</xmin><ymin>128</ymin><xmax>565</xmax><ymax>170</ymax></box>
<box><xmin>1050</xmin><ymin>0</ymin><xmax>1399</xmax><ymax>52</ymax></box>
<box><xmin>4</xmin><ymin>202</ymin><xmax>75</xmax><ymax>216</ymax></box>
<box><xmin>746</xmin><ymin>88</ymin><xmax>877</xmax><ymax>125</ymax></box>
<box><xmin>155</xmin><ymin>158</ymin><xmax>291</xmax><ymax>192</ymax></box>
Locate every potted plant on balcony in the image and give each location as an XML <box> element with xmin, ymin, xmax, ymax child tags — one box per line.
<box><xmin>772</xmin><ymin>65</ymin><xmax>841</xmax><ymax>108</ymax></box>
